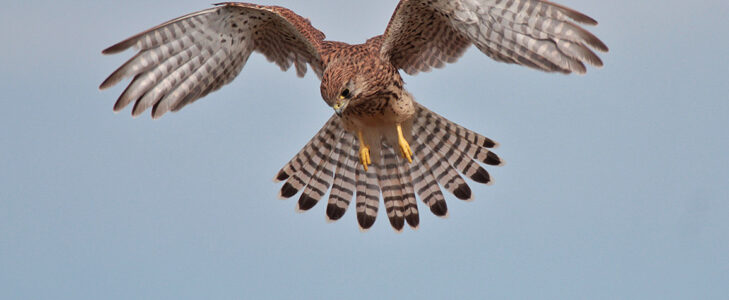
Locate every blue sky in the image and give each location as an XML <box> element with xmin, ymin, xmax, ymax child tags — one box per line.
<box><xmin>1</xmin><ymin>0</ymin><xmax>728</xmax><ymax>299</ymax></box>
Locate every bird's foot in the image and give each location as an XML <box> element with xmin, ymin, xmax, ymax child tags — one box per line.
<box><xmin>396</xmin><ymin>123</ymin><xmax>413</xmax><ymax>163</ymax></box>
<box><xmin>358</xmin><ymin>130</ymin><xmax>371</xmax><ymax>171</ymax></box>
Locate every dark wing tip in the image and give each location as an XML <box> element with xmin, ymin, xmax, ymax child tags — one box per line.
<box><xmin>571</xmin><ymin>13</ymin><xmax>598</xmax><ymax>26</ymax></box>
<box><xmin>150</xmin><ymin>102</ymin><xmax>164</xmax><ymax>119</ymax></box>
<box><xmin>575</xmin><ymin>25</ymin><xmax>609</xmax><ymax>53</ymax></box>
<box><xmin>102</xmin><ymin>40</ymin><xmax>135</xmax><ymax>55</ymax></box>
<box><xmin>594</xmin><ymin>39</ymin><xmax>609</xmax><ymax>53</ymax></box>
<box><xmin>112</xmin><ymin>98</ymin><xmax>127</xmax><ymax>112</ymax></box>
<box><xmin>99</xmin><ymin>73</ymin><xmax>120</xmax><ymax>90</ymax></box>
<box><xmin>553</xmin><ymin>3</ymin><xmax>599</xmax><ymax>25</ymax></box>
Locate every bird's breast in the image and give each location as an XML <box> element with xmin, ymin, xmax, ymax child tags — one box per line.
<box><xmin>342</xmin><ymin>90</ymin><xmax>415</xmax><ymax>130</ymax></box>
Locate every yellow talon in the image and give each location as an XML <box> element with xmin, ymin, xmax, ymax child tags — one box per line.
<box><xmin>396</xmin><ymin>123</ymin><xmax>413</xmax><ymax>163</ymax></box>
<box><xmin>358</xmin><ymin>130</ymin><xmax>371</xmax><ymax>171</ymax></box>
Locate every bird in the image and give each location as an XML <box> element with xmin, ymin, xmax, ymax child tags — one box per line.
<box><xmin>100</xmin><ymin>1</ymin><xmax>608</xmax><ymax>231</ymax></box>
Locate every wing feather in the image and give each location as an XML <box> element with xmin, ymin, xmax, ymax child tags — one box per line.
<box><xmin>101</xmin><ymin>3</ymin><xmax>326</xmax><ymax>118</ymax></box>
<box><xmin>380</xmin><ymin>0</ymin><xmax>608</xmax><ymax>75</ymax></box>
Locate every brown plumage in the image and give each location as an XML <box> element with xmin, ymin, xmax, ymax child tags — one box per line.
<box><xmin>101</xmin><ymin>1</ymin><xmax>608</xmax><ymax>231</ymax></box>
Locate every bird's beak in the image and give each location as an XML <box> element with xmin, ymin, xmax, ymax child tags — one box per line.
<box><xmin>333</xmin><ymin>98</ymin><xmax>348</xmax><ymax>117</ymax></box>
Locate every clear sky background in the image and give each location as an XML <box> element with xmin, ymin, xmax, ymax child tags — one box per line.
<box><xmin>1</xmin><ymin>0</ymin><xmax>728</xmax><ymax>299</ymax></box>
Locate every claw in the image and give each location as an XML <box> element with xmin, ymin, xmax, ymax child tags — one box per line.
<box><xmin>358</xmin><ymin>130</ymin><xmax>371</xmax><ymax>171</ymax></box>
<box><xmin>396</xmin><ymin>123</ymin><xmax>413</xmax><ymax>163</ymax></box>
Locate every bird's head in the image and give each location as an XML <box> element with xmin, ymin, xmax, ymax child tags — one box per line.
<box><xmin>321</xmin><ymin>67</ymin><xmax>363</xmax><ymax>117</ymax></box>
<box><xmin>320</xmin><ymin>58</ymin><xmax>387</xmax><ymax>117</ymax></box>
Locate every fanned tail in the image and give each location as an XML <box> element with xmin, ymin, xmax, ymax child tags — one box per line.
<box><xmin>275</xmin><ymin>103</ymin><xmax>503</xmax><ymax>231</ymax></box>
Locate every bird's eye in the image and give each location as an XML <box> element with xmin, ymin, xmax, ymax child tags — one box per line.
<box><xmin>340</xmin><ymin>89</ymin><xmax>351</xmax><ymax>99</ymax></box>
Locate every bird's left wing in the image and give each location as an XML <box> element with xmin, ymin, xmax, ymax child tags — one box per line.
<box><xmin>379</xmin><ymin>0</ymin><xmax>608</xmax><ymax>75</ymax></box>
<box><xmin>100</xmin><ymin>2</ymin><xmax>326</xmax><ymax>118</ymax></box>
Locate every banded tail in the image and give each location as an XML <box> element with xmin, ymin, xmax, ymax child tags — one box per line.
<box><xmin>275</xmin><ymin>103</ymin><xmax>503</xmax><ymax>231</ymax></box>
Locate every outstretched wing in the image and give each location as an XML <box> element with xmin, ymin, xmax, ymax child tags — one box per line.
<box><xmin>380</xmin><ymin>0</ymin><xmax>608</xmax><ymax>75</ymax></box>
<box><xmin>100</xmin><ymin>2</ymin><xmax>326</xmax><ymax>118</ymax></box>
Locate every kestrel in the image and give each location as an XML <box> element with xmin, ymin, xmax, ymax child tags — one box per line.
<box><xmin>101</xmin><ymin>1</ymin><xmax>607</xmax><ymax>231</ymax></box>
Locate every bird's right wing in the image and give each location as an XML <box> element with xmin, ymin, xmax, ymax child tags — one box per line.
<box><xmin>100</xmin><ymin>3</ymin><xmax>326</xmax><ymax>118</ymax></box>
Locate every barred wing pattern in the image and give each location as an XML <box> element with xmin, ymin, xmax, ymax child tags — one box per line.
<box><xmin>380</xmin><ymin>0</ymin><xmax>608</xmax><ymax>75</ymax></box>
<box><xmin>275</xmin><ymin>104</ymin><xmax>503</xmax><ymax>231</ymax></box>
<box><xmin>100</xmin><ymin>3</ymin><xmax>326</xmax><ymax>118</ymax></box>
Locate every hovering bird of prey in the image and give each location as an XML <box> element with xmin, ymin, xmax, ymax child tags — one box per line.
<box><xmin>100</xmin><ymin>1</ymin><xmax>607</xmax><ymax>231</ymax></box>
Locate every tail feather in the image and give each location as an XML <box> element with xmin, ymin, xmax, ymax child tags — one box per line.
<box><xmin>417</xmin><ymin>120</ymin><xmax>493</xmax><ymax>185</ymax></box>
<box><xmin>296</xmin><ymin>130</ymin><xmax>342</xmax><ymax>211</ymax></box>
<box><xmin>355</xmin><ymin>165</ymin><xmax>380</xmax><ymax>230</ymax></box>
<box><xmin>377</xmin><ymin>145</ymin><xmax>406</xmax><ymax>231</ymax></box>
<box><xmin>275</xmin><ymin>116</ymin><xmax>338</xmax><ymax>182</ymax></box>
<box><xmin>326</xmin><ymin>134</ymin><xmax>357</xmax><ymax>221</ymax></box>
<box><xmin>397</xmin><ymin>156</ymin><xmax>420</xmax><ymax>228</ymax></box>
<box><xmin>275</xmin><ymin>103</ymin><xmax>502</xmax><ymax>231</ymax></box>
<box><xmin>412</xmin><ymin>133</ymin><xmax>472</xmax><ymax>201</ymax></box>
<box><xmin>416</xmin><ymin>111</ymin><xmax>503</xmax><ymax>166</ymax></box>
<box><xmin>277</xmin><ymin>116</ymin><xmax>338</xmax><ymax>198</ymax></box>
<box><xmin>418</xmin><ymin>105</ymin><xmax>498</xmax><ymax>148</ymax></box>
<box><xmin>407</xmin><ymin>143</ymin><xmax>449</xmax><ymax>217</ymax></box>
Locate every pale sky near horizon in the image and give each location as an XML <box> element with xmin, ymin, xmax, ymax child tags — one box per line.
<box><xmin>2</xmin><ymin>0</ymin><xmax>728</xmax><ymax>299</ymax></box>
